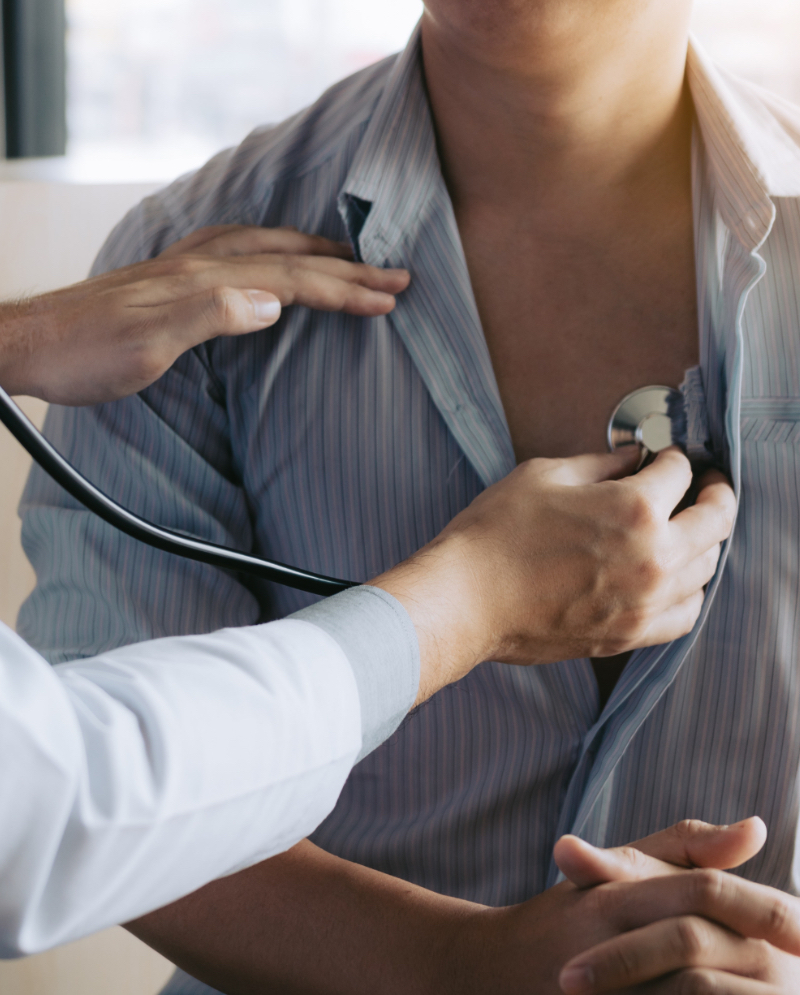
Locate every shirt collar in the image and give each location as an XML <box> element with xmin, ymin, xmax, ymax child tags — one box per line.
<box><xmin>338</xmin><ymin>24</ymin><xmax>440</xmax><ymax>267</ymax></box>
<box><xmin>342</xmin><ymin>26</ymin><xmax>800</xmax><ymax>260</ymax></box>
<box><xmin>687</xmin><ymin>35</ymin><xmax>800</xmax><ymax>249</ymax></box>
<box><xmin>339</xmin><ymin>25</ymin><xmax>517</xmax><ymax>488</ymax></box>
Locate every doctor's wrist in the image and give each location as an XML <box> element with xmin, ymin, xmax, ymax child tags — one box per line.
<box><xmin>372</xmin><ymin>532</ymin><xmax>495</xmax><ymax>706</ymax></box>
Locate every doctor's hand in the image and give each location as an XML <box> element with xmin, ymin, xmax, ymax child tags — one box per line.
<box><xmin>0</xmin><ymin>225</ymin><xmax>409</xmax><ymax>406</ymax></box>
<box><xmin>556</xmin><ymin>819</ymin><xmax>800</xmax><ymax>995</ymax></box>
<box><xmin>373</xmin><ymin>446</ymin><xmax>735</xmax><ymax>704</ymax></box>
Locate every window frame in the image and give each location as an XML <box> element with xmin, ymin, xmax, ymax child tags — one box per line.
<box><xmin>2</xmin><ymin>0</ymin><xmax>66</xmax><ymax>158</ymax></box>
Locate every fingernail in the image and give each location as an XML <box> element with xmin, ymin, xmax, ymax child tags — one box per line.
<box><xmin>559</xmin><ymin>964</ymin><xmax>594</xmax><ymax>995</ymax></box>
<box><xmin>362</xmin><ymin>291</ymin><xmax>396</xmax><ymax>310</ymax></box>
<box><xmin>247</xmin><ymin>291</ymin><xmax>281</xmax><ymax>323</ymax></box>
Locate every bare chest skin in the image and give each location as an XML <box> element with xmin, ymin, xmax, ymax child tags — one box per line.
<box><xmin>458</xmin><ymin>205</ymin><xmax>699</xmax><ymax>463</ymax></box>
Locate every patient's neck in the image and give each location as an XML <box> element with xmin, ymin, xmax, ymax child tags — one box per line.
<box><xmin>420</xmin><ymin>0</ymin><xmax>695</xmax><ymax>216</ymax></box>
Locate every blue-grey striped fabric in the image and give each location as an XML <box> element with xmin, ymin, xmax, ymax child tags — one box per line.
<box><xmin>17</xmin><ymin>29</ymin><xmax>800</xmax><ymax>989</ymax></box>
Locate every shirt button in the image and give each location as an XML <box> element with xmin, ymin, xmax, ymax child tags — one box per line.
<box><xmin>745</xmin><ymin>214</ymin><xmax>759</xmax><ymax>231</ymax></box>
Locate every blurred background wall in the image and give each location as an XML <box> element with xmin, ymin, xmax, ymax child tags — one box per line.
<box><xmin>0</xmin><ymin>1</ymin><xmax>798</xmax><ymax>993</ymax></box>
<box><xmin>61</xmin><ymin>0</ymin><xmax>800</xmax><ymax>180</ymax></box>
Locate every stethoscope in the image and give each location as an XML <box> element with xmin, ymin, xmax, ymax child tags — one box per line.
<box><xmin>0</xmin><ymin>384</ymin><xmax>684</xmax><ymax>597</ymax></box>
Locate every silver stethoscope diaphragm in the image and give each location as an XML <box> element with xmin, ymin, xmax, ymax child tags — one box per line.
<box><xmin>607</xmin><ymin>385</ymin><xmax>682</xmax><ymax>457</ymax></box>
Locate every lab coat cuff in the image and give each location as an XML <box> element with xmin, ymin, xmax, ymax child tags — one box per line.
<box><xmin>290</xmin><ymin>586</ymin><xmax>420</xmax><ymax>762</ymax></box>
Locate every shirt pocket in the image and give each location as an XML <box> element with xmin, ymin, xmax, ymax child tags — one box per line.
<box><xmin>740</xmin><ymin>398</ymin><xmax>800</xmax><ymax>444</ymax></box>
<box><xmin>731</xmin><ymin>399</ymin><xmax>800</xmax><ymax>667</ymax></box>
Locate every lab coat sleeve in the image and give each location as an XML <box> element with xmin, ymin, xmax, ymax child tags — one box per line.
<box><xmin>0</xmin><ymin>586</ymin><xmax>419</xmax><ymax>959</ymax></box>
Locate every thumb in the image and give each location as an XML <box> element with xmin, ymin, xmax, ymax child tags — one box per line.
<box><xmin>547</xmin><ymin>449</ymin><xmax>640</xmax><ymax>487</ymax></box>
<box><xmin>632</xmin><ymin>816</ymin><xmax>766</xmax><ymax>869</ymax></box>
<box><xmin>160</xmin><ymin>287</ymin><xmax>282</xmax><ymax>348</ymax></box>
<box><xmin>554</xmin><ymin>817</ymin><xmax>767</xmax><ymax>889</ymax></box>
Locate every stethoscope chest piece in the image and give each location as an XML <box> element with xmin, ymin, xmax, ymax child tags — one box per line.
<box><xmin>607</xmin><ymin>385</ymin><xmax>682</xmax><ymax>456</ymax></box>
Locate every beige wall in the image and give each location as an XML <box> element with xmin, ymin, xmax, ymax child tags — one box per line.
<box><xmin>0</xmin><ymin>173</ymin><xmax>175</xmax><ymax>995</ymax></box>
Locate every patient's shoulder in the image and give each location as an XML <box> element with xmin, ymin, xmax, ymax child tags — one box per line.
<box><xmin>92</xmin><ymin>55</ymin><xmax>398</xmax><ymax>274</ymax></box>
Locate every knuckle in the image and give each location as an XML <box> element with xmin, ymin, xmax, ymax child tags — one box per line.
<box><xmin>595</xmin><ymin>605</ymin><xmax>651</xmax><ymax>654</ymax></box>
<box><xmin>707</xmin><ymin>508</ymin><xmax>733</xmax><ymax>547</ymax></box>
<box><xmin>764</xmin><ymin>895</ymin><xmax>792</xmax><ymax>939</ymax></box>
<box><xmin>125</xmin><ymin>331</ymin><xmax>172</xmax><ymax>386</ymax></box>
<box><xmin>690</xmin><ymin>867</ymin><xmax>726</xmax><ymax>907</ymax></box>
<box><xmin>624</xmin><ymin>489</ymin><xmax>658</xmax><ymax>531</ymax></box>
<box><xmin>588</xmin><ymin>881</ymin><xmax>621</xmax><ymax>918</ymax></box>
<box><xmin>704</xmin><ymin>544</ymin><xmax>722</xmax><ymax>573</ymax></box>
<box><xmin>616</xmin><ymin>844</ymin><xmax>649</xmax><ymax>870</ymax></box>
<box><xmin>205</xmin><ymin>286</ymin><xmax>238</xmax><ymax>326</ymax></box>
<box><xmin>633</xmin><ymin>553</ymin><xmax>667</xmax><ymax>591</ymax></box>
<box><xmin>676</xmin><ymin>968</ymin><xmax>721</xmax><ymax>995</ymax></box>
<box><xmin>673</xmin><ymin>818</ymin><xmax>710</xmax><ymax>842</ymax></box>
<box><xmin>353</xmin><ymin>261</ymin><xmax>378</xmax><ymax>278</ymax></box>
<box><xmin>343</xmin><ymin>281</ymin><xmax>369</xmax><ymax>305</ymax></box>
<box><xmin>673</xmin><ymin>916</ymin><xmax>714</xmax><ymax>962</ymax></box>
<box><xmin>684</xmin><ymin>591</ymin><xmax>706</xmax><ymax>627</ymax></box>
<box><xmin>599</xmin><ymin>844</ymin><xmax>652</xmax><ymax>880</ymax></box>
<box><xmin>280</xmin><ymin>255</ymin><xmax>303</xmax><ymax>279</ymax></box>
<box><xmin>509</xmin><ymin>458</ymin><xmax>545</xmax><ymax>494</ymax></box>
<box><xmin>158</xmin><ymin>255</ymin><xmax>204</xmax><ymax>280</ymax></box>
<box><xmin>748</xmin><ymin>937</ymin><xmax>773</xmax><ymax>974</ymax></box>
<box><xmin>715</xmin><ymin>492</ymin><xmax>737</xmax><ymax>533</ymax></box>
<box><xmin>533</xmin><ymin>455</ymin><xmax>566</xmax><ymax>481</ymax></box>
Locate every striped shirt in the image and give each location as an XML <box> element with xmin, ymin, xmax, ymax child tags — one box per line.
<box><xmin>18</xmin><ymin>25</ymin><xmax>800</xmax><ymax>983</ymax></box>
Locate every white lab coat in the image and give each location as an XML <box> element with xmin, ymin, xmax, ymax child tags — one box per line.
<box><xmin>0</xmin><ymin>617</ymin><xmax>365</xmax><ymax>957</ymax></box>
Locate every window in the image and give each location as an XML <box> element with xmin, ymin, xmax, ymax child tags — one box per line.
<box><xmin>7</xmin><ymin>1</ymin><xmax>800</xmax><ymax>167</ymax></box>
<box><xmin>63</xmin><ymin>0</ymin><xmax>800</xmax><ymax>176</ymax></box>
<box><xmin>692</xmin><ymin>0</ymin><xmax>800</xmax><ymax>101</ymax></box>
<box><xmin>65</xmin><ymin>0</ymin><xmax>424</xmax><ymax>176</ymax></box>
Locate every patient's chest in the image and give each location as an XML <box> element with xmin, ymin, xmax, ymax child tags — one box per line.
<box><xmin>458</xmin><ymin>209</ymin><xmax>699</xmax><ymax>461</ymax></box>
<box><xmin>219</xmin><ymin>201</ymin><xmax>800</xmax><ymax>903</ymax></box>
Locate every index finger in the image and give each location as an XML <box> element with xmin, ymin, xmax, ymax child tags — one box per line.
<box><xmin>159</xmin><ymin>225</ymin><xmax>253</xmax><ymax>256</ymax></box>
<box><xmin>602</xmin><ymin>869</ymin><xmax>800</xmax><ymax>956</ymax></box>
<box><xmin>162</xmin><ymin>226</ymin><xmax>354</xmax><ymax>261</ymax></box>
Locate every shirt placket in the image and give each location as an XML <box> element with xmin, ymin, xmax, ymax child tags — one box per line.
<box><xmin>546</xmin><ymin>228</ymin><xmax>771</xmax><ymax>884</ymax></box>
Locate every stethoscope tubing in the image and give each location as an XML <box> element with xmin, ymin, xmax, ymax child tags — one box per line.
<box><xmin>0</xmin><ymin>387</ymin><xmax>355</xmax><ymax>597</ymax></box>
<box><xmin>1</xmin><ymin>383</ymin><xmax>689</xmax><ymax>600</ymax></box>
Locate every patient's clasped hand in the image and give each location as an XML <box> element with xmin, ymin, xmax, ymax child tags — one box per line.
<box><xmin>554</xmin><ymin>817</ymin><xmax>800</xmax><ymax>993</ymax></box>
<box><xmin>131</xmin><ymin>815</ymin><xmax>800</xmax><ymax>994</ymax></box>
